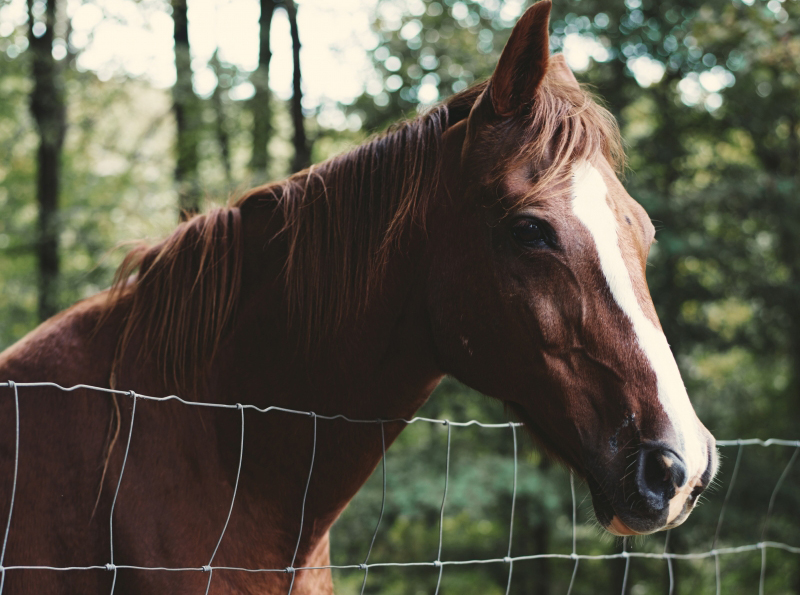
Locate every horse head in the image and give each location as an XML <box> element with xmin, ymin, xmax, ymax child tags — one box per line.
<box><xmin>427</xmin><ymin>0</ymin><xmax>717</xmax><ymax>536</ymax></box>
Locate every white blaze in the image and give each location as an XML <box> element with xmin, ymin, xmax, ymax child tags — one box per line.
<box><xmin>570</xmin><ymin>161</ymin><xmax>705</xmax><ymax>479</ymax></box>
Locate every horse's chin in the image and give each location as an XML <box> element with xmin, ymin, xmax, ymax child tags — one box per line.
<box><xmin>606</xmin><ymin>516</ymin><xmax>642</xmax><ymax>536</ymax></box>
<box><xmin>586</xmin><ymin>474</ymin><xmax>659</xmax><ymax>536</ymax></box>
<box><xmin>585</xmin><ymin>474</ymin><xmax>621</xmax><ymax>533</ymax></box>
<box><xmin>587</xmin><ymin>480</ymin><xmax>685</xmax><ymax>536</ymax></box>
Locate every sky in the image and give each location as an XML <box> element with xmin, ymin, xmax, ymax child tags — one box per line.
<box><xmin>0</xmin><ymin>0</ymin><xmax>733</xmax><ymax>113</ymax></box>
<box><xmin>2</xmin><ymin>0</ymin><xmax>381</xmax><ymax>105</ymax></box>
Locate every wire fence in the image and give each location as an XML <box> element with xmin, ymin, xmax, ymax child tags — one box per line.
<box><xmin>0</xmin><ymin>381</ymin><xmax>798</xmax><ymax>595</ymax></box>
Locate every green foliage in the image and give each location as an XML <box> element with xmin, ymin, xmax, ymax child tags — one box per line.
<box><xmin>0</xmin><ymin>55</ymin><xmax>180</xmax><ymax>345</ymax></box>
<box><xmin>0</xmin><ymin>48</ymin><xmax>37</xmax><ymax>345</ymax></box>
<box><xmin>0</xmin><ymin>40</ymin><xmax>297</xmax><ymax>346</ymax></box>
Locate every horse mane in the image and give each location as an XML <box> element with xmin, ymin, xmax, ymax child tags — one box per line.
<box><xmin>233</xmin><ymin>84</ymin><xmax>483</xmax><ymax>348</ymax></box>
<box><xmin>107</xmin><ymin>208</ymin><xmax>243</xmax><ymax>392</ymax></box>
<box><xmin>107</xmin><ymin>65</ymin><xmax>623</xmax><ymax>389</ymax></box>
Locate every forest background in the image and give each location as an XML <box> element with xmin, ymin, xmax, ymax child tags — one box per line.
<box><xmin>0</xmin><ymin>0</ymin><xmax>799</xmax><ymax>592</ymax></box>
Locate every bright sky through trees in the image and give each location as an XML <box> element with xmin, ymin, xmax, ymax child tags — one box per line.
<box><xmin>2</xmin><ymin>0</ymin><xmax>380</xmax><ymax>103</ymax></box>
<box><xmin>0</xmin><ymin>0</ymin><xmax>675</xmax><ymax>107</ymax></box>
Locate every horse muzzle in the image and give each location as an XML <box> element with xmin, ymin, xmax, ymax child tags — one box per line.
<box><xmin>589</xmin><ymin>431</ymin><xmax>718</xmax><ymax>536</ymax></box>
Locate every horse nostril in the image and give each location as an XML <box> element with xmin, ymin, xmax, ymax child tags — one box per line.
<box><xmin>636</xmin><ymin>445</ymin><xmax>687</xmax><ymax>511</ymax></box>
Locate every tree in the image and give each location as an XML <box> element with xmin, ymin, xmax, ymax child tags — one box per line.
<box><xmin>284</xmin><ymin>0</ymin><xmax>309</xmax><ymax>173</ymax></box>
<box><xmin>209</xmin><ymin>50</ymin><xmax>233</xmax><ymax>185</ymax></box>
<box><xmin>27</xmin><ymin>0</ymin><xmax>66</xmax><ymax>320</ymax></box>
<box><xmin>171</xmin><ymin>0</ymin><xmax>202</xmax><ymax>219</ymax></box>
<box><xmin>250</xmin><ymin>0</ymin><xmax>308</xmax><ymax>177</ymax></box>
<box><xmin>251</xmin><ymin>0</ymin><xmax>278</xmax><ymax>180</ymax></box>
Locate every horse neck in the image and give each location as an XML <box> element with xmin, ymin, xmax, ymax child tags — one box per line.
<box><xmin>226</xmin><ymin>178</ymin><xmax>443</xmax><ymax>417</ymax></box>
<box><xmin>203</xmin><ymin>171</ymin><xmax>445</xmax><ymax>570</ymax></box>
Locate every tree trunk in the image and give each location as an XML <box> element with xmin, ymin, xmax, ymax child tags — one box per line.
<box><xmin>209</xmin><ymin>51</ymin><xmax>232</xmax><ymax>185</ymax></box>
<box><xmin>27</xmin><ymin>0</ymin><xmax>66</xmax><ymax>321</ymax></box>
<box><xmin>284</xmin><ymin>0</ymin><xmax>309</xmax><ymax>172</ymax></box>
<box><xmin>250</xmin><ymin>0</ymin><xmax>277</xmax><ymax>180</ymax></box>
<box><xmin>532</xmin><ymin>518</ymin><xmax>551</xmax><ymax>595</ymax></box>
<box><xmin>171</xmin><ymin>0</ymin><xmax>201</xmax><ymax>220</ymax></box>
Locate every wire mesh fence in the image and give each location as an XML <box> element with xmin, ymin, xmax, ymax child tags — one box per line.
<box><xmin>0</xmin><ymin>381</ymin><xmax>798</xmax><ymax>594</ymax></box>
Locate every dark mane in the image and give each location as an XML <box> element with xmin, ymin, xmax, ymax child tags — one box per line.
<box><xmin>234</xmin><ymin>83</ymin><xmax>484</xmax><ymax>346</ymax></box>
<box><xmin>108</xmin><ymin>208</ymin><xmax>242</xmax><ymax>391</ymax></box>
<box><xmin>108</xmin><ymin>68</ymin><xmax>623</xmax><ymax>388</ymax></box>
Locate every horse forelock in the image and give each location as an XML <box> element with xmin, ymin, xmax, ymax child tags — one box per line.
<box><xmin>494</xmin><ymin>71</ymin><xmax>626</xmax><ymax>212</ymax></box>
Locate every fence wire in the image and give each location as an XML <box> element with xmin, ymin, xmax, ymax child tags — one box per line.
<box><xmin>0</xmin><ymin>381</ymin><xmax>799</xmax><ymax>594</ymax></box>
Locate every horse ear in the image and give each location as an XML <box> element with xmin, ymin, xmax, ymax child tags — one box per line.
<box><xmin>489</xmin><ymin>0</ymin><xmax>552</xmax><ymax>117</ymax></box>
<box><xmin>548</xmin><ymin>54</ymin><xmax>581</xmax><ymax>91</ymax></box>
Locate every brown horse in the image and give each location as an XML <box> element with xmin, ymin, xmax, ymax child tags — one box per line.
<box><xmin>0</xmin><ymin>2</ymin><xmax>717</xmax><ymax>593</ymax></box>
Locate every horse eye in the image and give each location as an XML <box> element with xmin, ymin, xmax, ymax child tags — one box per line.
<box><xmin>511</xmin><ymin>218</ymin><xmax>548</xmax><ymax>247</ymax></box>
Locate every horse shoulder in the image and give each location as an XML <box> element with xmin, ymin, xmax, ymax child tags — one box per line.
<box><xmin>0</xmin><ymin>293</ymin><xmax>127</xmax><ymax>591</ymax></box>
<box><xmin>0</xmin><ymin>291</ymin><xmax>120</xmax><ymax>386</ymax></box>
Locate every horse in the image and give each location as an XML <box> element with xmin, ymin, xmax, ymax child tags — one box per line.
<box><xmin>0</xmin><ymin>2</ymin><xmax>718</xmax><ymax>593</ymax></box>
